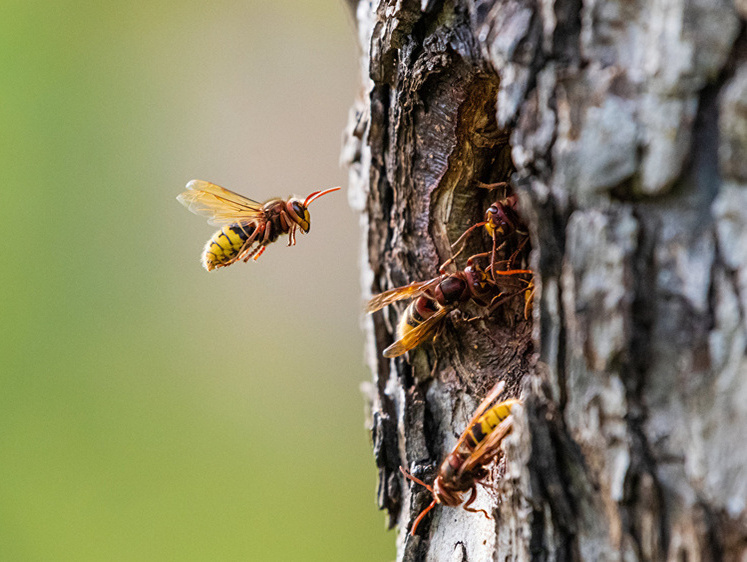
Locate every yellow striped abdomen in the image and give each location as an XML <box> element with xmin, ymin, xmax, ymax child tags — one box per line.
<box><xmin>465</xmin><ymin>398</ymin><xmax>521</xmax><ymax>449</ymax></box>
<box><xmin>396</xmin><ymin>298</ymin><xmax>439</xmax><ymax>338</ymax></box>
<box><xmin>201</xmin><ymin>224</ymin><xmax>257</xmax><ymax>271</ymax></box>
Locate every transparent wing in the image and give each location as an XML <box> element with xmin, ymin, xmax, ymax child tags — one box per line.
<box><xmin>459</xmin><ymin>415</ymin><xmax>515</xmax><ymax>475</ymax></box>
<box><xmin>449</xmin><ymin>381</ymin><xmax>507</xmax><ymax>453</ymax></box>
<box><xmin>177</xmin><ymin>179</ymin><xmax>265</xmax><ymax>226</ymax></box>
<box><xmin>366</xmin><ymin>277</ymin><xmax>441</xmax><ymax>313</ymax></box>
<box><xmin>382</xmin><ymin>306</ymin><xmax>451</xmax><ymax>358</ymax></box>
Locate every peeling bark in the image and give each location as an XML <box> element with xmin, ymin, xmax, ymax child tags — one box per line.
<box><xmin>343</xmin><ymin>1</ymin><xmax>747</xmax><ymax>560</ymax></box>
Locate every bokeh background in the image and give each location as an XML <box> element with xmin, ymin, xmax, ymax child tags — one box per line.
<box><xmin>0</xmin><ymin>1</ymin><xmax>393</xmax><ymax>560</ymax></box>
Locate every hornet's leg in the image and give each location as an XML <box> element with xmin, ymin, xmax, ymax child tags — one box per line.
<box><xmin>506</xmin><ymin>236</ymin><xmax>529</xmax><ymax>269</ymax></box>
<box><xmin>475</xmin><ymin>180</ymin><xmax>509</xmax><ymax>191</ymax></box>
<box><xmin>450</xmin><ymin>220</ymin><xmax>486</xmax><ymax>256</ymax></box>
<box><xmin>262</xmin><ymin>221</ymin><xmax>273</xmax><ymax>245</ymax></box>
<box><xmin>230</xmin><ymin>228</ymin><xmax>261</xmax><ymax>265</ymax></box>
<box><xmin>242</xmin><ymin>243</ymin><xmax>264</xmax><ymax>262</ymax></box>
<box><xmin>462</xmin><ymin>486</ymin><xmax>490</xmax><ymax>519</ymax></box>
<box><xmin>489</xmin><ymin>233</ymin><xmax>499</xmax><ymax>283</ymax></box>
<box><xmin>252</xmin><ymin>246</ymin><xmax>267</xmax><ymax>261</ymax></box>
<box><xmin>241</xmin><ymin>225</ymin><xmax>267</xmax><ymax>262</ymax></box>
<box><xmin>439</xmin><ymin>245</ymin><xmax>466</xmax><ymax>273</ymax></box>
<box><xmin>279</xmin><ymin>211</ymin><xmax>295</xmax><ymax>246</ymax></box>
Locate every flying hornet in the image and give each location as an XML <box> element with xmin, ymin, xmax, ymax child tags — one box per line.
<box><xmin>177</xmin><ymin>179</ymin><xmax>340</xmax><ymax>271</ymax></box>
<box><xmin>400</xmin><ymin>380</ymin><xmax>522</xmax><ymax>535</ymax></box>
<box><xmin>366</xmin><ymin>259</ymin><xmax>531</xmax><ymax>358</ymax></box>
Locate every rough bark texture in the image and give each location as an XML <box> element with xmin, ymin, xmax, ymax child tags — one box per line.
<box><xmin>342</xmin><ymin>1</ymin><xmax>747</xmax><ymax>560</ymax></box>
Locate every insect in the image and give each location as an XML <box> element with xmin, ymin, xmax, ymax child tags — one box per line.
<box><xmin>177</xmin><ymin>179</ymin><xmax>340</xmax><ymax>271</ymax></box>
<box><xmin>400</xmin><ymin>380</ymin><xmax>522</xmax><ymax>535</ymax></box>
<box><xmin>450</xmin><ymin>192</ymin><xmax>527</xmax><ymax>278</ymax></box>
<box><xmin>366</xmin><ymin>259</ymin><xmax>531</xmax><ymax>358</ymax></box>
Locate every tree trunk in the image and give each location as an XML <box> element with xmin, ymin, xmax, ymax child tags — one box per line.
<box><xmin>342</xmin><ymin>1</ymin><xmax>747</xmax><ymax>560</ymax></box>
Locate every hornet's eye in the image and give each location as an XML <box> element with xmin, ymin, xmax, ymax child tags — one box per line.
<box><xmin>291</xmin><ymin>201</ymin><xmax>305</xmax><ymax>218</ymax></box>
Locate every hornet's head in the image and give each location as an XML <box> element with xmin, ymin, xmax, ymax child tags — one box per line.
<box><xmin>284</xmin><ymin>186</ymin><xmax>341</xmax><ymax>233</ymax></box>
<box><xmin>484</xmin><ymin>195</ymin><xmax>519</xmax><ymax>237</ymax></box>
<box><xmin>285</xmin><ymin>198</ymin><xmax>311</xmax><ymax>232</ymax></box>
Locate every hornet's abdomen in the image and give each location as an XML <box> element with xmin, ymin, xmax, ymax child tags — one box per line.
<box><xmin>202</xmin><ymin>224</ymin><xmax>257</xmax><ymax>271</ymax></box>
<box><xmin>464</xmin><ymin>398</ymin><xmax>521</xmax><ymax>449</ymax></box>
<box><xmin>396</xmin><ymin>297</ymin><xmax>439</xmax><ymax>338</ymax></box>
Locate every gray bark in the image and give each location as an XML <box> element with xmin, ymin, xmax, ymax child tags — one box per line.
<box><xmin>342</xmin><ymin>1</ymin><xmax>747</xmax><ymax>560</ymax></box>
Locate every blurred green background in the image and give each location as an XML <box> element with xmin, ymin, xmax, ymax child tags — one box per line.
<box><xmin>0</xmin><ymin>1</ymin><xmax>393</xmax><ymax>560</ymax></box>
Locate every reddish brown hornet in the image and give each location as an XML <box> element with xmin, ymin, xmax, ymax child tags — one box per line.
<box><xmin>451</xmin><ymin>185</ymin><xmax>527</xmax><ymax>278</ymax></box>
<box><xmin>178</xmin><ymin>180</ymin><xmax>340</xmax><ymax>270</ymax></box>
<box><xmin>366</xmin><ymin>259</ymin><xmax>531</xmax><ymax>357</ymax></box>
<box><xmin>401</xmin><ymin>381</ymin><xmax>522</xmax><ymax>535</ymax></box>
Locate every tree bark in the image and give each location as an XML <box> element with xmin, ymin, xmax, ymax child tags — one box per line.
<box><xmin>342</xmin><ymin>1</ymin><xmax>747</xmax><ymax>560</ymax></box>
